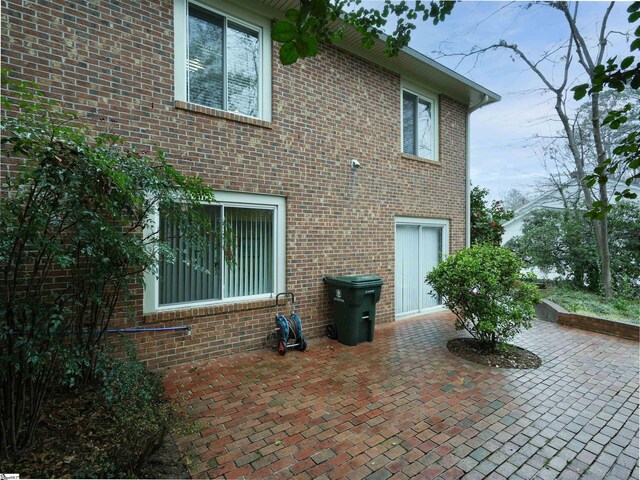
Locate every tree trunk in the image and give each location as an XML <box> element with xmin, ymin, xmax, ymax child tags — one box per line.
<box><xmin>559</xmin><ymin>2</ymin><xmax>615</xmax><ymax>298</ymax></box>
<box><xmin>597</xmin><ymin>214</ymin><xmax>613</xmax><ymax>298</ymax></box>
<box><xmin>571</xmin><ymin>120</ymin><xmax>613</xmax><ymax>299</ymax></box>
<box><xmin>590</xmin><ymin>92</ymin><xmax>613</xmax><ymax>298</ymax></box>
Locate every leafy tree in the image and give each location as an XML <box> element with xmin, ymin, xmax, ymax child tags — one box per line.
<box><xmin>573</xmin><ymin>2</ymin><xmax>640</xmax><ymax>217</ymax></box>
<box><xmin>0</xmin><ymin>74</ymin><xmax>216</xmax><ymax>458</ymax></box>
<box><xmin>609</xmin><ymin>201</ymin><xmax>640</xmax><ymax>297</ymax></box>
<box><xmin>506</xmin><ymin>201</ymin><xmax>640</xmax><ymax>297</ymax></box>
<box><xmin>470</xmin><ymin>185</ymin><xmax>514</xmax><ymax>245</ymax></box>
<box><xmin>271</xmin><ymin>0</ymin><xmax>455</xmax><ymax>65</ymax></box>
<box><xmin>506</xmin><ymin>209</ymin><xmax>600</xmax><ymax>291</ymax></box>
<box><xmin>425</xmin><ymin>244</ymin><xmax>540</xmax><ymax>350</ymax></box>
<box><xmin>575</xmin><ymin>90</ymin><xmax>639</xmax><ymax>169</ymax></box>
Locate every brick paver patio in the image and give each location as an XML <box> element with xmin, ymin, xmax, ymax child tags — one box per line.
<box><xmin>164</xmin><ymin>312</ymin><xmax>639</xmax><ymax>479</ymax></box>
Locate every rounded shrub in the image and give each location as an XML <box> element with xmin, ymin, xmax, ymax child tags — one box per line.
<box><xmin>426</xmin><ymin>244</ymin><xmax>540</xmax><ymax>349</ymax></box>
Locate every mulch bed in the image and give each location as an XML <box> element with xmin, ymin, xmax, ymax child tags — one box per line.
<box><xmin>448</xmin><ymin>338</ymin><xmax>541</xmax><ymax>369</ymax></box>
<box><xmin>5</xmin><ymin>387</ymin><xmax>190</xmax><ymax>479</ymax></box>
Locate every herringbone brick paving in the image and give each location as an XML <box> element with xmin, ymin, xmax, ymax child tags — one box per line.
<box><xmin>164</xmin><ymin>312</ymin><xmax>639</xmax><ymax>479</ymax></box>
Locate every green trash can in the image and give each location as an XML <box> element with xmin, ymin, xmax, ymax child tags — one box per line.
<box><xmin>324</xmin><ymin>275</ymin><xmax>384</xmax><ymax>346</ymax></box>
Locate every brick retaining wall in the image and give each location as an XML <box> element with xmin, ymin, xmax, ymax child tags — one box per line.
<box><xmin>535</xmin><ymin>299</ymin><xmax>639</xmax><ymax>341</ymax></box>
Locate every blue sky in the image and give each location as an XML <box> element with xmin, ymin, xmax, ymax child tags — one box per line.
<box><xmin>402</xmin><ymin>1</ymin><xmax>633</xmax><ymax>200</ymax></box>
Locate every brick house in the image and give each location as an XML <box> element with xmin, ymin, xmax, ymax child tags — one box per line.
<box><xmin>1</xmin><ymin>0</ymin><xmax>499</xmax><ymax>368</ymax></box>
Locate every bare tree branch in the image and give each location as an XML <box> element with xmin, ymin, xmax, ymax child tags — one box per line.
<box><xmin>443</xmin><ymin>1</ymin><xmax>620</xmax><ymax>297</ymax></box>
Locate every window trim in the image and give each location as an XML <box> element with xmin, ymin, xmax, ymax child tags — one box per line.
<box><xmin>400</xmin><ymin>81</ymin><xmax>439</xmax><ymax>162</ymax></box>
<box><xmin>174</xmin><ymin>0</ymin><xmax>272</xmax><ymax>122</ymax></box>
<box><xmin>143</xmin><ymin>192</ymin><xmax>286</xmax><ymax>313</ymax></box>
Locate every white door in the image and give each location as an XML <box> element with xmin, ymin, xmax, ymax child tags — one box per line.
<box><xmin>395</xmin><ymin>219</ymin><xmax>448</xmax><ymax>318</ymax></box>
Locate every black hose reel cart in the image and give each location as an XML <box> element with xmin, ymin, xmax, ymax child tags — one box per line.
<box><xmin>267</xmin><ymin>292</ymin><xmax>308</xmax><ymax>355</ymax></box>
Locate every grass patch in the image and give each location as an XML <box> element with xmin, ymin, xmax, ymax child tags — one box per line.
<box><xmin>542</xmin><ymin>283</ymin><xmax>640</xmax><ymax>324</ymax></box>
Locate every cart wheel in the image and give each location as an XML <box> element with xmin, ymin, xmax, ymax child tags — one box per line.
<box><xmin>266</xmin><ymin>330</ymin><xmax>278</xmax><ymax>349</ymax></box>
<box><xmin>298</xmin><ymin>336</ymin><xmax>307</xmax><ymax>352</ymax></box>
<box><xmin>278</xmin><ymin>340</ymin><xmax>287</xmax><ymax>356</ymax></box>
<box><xmin>326</xmin><ymin>324</ymin><xmax>337</xmax><ymax>340</ymax></box>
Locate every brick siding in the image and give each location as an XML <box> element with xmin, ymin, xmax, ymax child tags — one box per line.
<box><xmin>1</xmin><ymin>0</ymin><xmax>468</xmax><ymax>368</ymax></box>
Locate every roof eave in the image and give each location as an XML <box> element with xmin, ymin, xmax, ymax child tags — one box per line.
<box><xmin>335</xmin><ymin>32</ymin><xmax>500</xmax><ymax>109</ymax></box>
<box><xmin>256</xmin><ymin>0</ymin><xmax>501</xmax><ymax>108</ymax></box>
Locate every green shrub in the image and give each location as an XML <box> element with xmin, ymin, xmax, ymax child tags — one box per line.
<box><xmin>543</xmin><ymin>282</ymin><xmax>640</xmax><ymax>324</ymax></box>
<box><xmin>506</xmin><ymin>201</ymin><xmax>640</xmax><ymax>297</ymax></box>
<box><xmin>100</xmin><ymin>342</ymin><xmax>174</xmax><ymax>475</ymax></box>
<box><xmin>426</xmin><ymin>244</ymin><xmax>540</xmax><ymax>349</ymax></box>
<box><xmin>1</xmin><ymin>71</ymin><xmax>214</xmax><ymax>458</ymax></box>
<box><xmin>2</xmin><ymin>344</ymin><xmax>183</xmax><ymax>478</ymax></box>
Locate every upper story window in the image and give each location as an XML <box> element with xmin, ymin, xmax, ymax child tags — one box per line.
<box><xmin>402</xmin><ymin>87</ymin><xmax>438</xmax><ymax>161</ymax></box>
<box><xmin>175</xmin><ymin>0</ymin><xmax>272</xmax><ymax>121</ymax></box>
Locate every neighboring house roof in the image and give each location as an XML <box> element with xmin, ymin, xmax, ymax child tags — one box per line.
<box><xmin>257</xmin><ymin>0</ymin><xmax>501</xmax><ymax>109</ymax></box>
<box><xmin>503</xmin><ymin>180</ymin><xmax>640</xmax><ymax>228</ymax></box>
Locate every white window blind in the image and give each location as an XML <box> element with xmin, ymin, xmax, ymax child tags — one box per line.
<box><xmin>396</xmin><ymin>225</ymin><xmax>421</xmax><ymax>315</ymax></box>
<box><xmin>158</xmin><ymin>205</ymin><xmax>274</xmax><ymax>307</ymax></box>
<box><xmin>226</xmin><ymin>22</ymin><xmax>259</xmax><ymax>117</ymax></box>
<box><xmin>395</xmin><ymin>220</ymin><xmax>447</xmax><ymax>317</ymax></box>
<box><xmin>420</xmin><ymin>226</ymin><xmax>441</xmax><ymax>309</ymax></box>
<box><xmin>159</xmin><ymin>205</ymin><xmax>221</xmax><ymax>306</ymax></box>
<box><xmin>225</xmin><ymin>207</ymin><xmax>273</xmax><ymax>298</ymax></box>
<box><xmin>188</xmin><ymin>6</ymin><xmax>224</xmax><ymax>110</ymax></box>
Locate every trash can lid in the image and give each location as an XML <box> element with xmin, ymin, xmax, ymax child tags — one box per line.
<box><xmin>324</xmin><ymin>274</ymin><xmax>384</xmax><ymax>287</ymax></box>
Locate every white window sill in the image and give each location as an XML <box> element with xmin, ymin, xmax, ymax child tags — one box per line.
<box><xmin>143</xmin><ymin>296</ymin><xmax>283</xmax><ymax>324</ymax></box>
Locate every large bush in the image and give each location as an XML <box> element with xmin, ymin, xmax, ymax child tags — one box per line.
<box><xmin>609</xmin><ymin>201</ymin><xmax>640</xmax><ymax>298</ymax></box>
<box><xmin>505</xmin><ymin>208</ymin><xmax>600</xmax><ymax>289</ymax></box>
<box><xmin>470</xmin><ymin>186</ymin><xmax>514</xmax><ymax>245</ymax></box>
<box><xmin>426</xmin><ymin>244</ymin><xmax>540</xmax><ymax>349</ymax></box>
<box><xmin>0</xmin><ymin>73</ymin><xmax>215</xmax><ymax>458</ymax></box>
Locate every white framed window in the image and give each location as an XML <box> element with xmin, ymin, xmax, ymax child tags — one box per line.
<box><xmin>144</xmin><ymin>192</ymin><xmax>285</xmax><ymax>313</ymax></box>
<box><xmin>395</xmin><ymin>217</ymin><xmax>449</xmax><ymax>318</ymax></box>
<box><xmin>401</xmin><ymin>83</ymin><xmax>438</xmax><ymax>161</ymax></box>
<box><xmin>174</xmin><ymin>0</ymin><xmax>272</xmax><ymax>121</ymax></box>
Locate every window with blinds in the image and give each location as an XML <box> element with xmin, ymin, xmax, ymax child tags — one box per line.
<box><xmin>187</xmin><ymin>3</ymin><xmax>260</xmax><ymax>118</ymax></box>
<box><xmin>159</xmin><ymin>204</ymin><xmax>275</xmax><ymax>307</ymax></box>
<box><xmin>402</xmin><ymin>90</ymin><xmax>436</xmax><ymax>160</ymax></box>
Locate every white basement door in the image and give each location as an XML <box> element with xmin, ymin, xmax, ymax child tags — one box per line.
<box><xmin>395</xmin><ymin>219</ymin><xmax>448</xmax><ymax>317</ymax></box>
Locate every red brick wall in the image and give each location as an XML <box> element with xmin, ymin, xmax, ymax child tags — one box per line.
<box><xmin>1</xmin><ymin>0</ymin><xmax>469</xmax><ymax>369</ymax></box>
